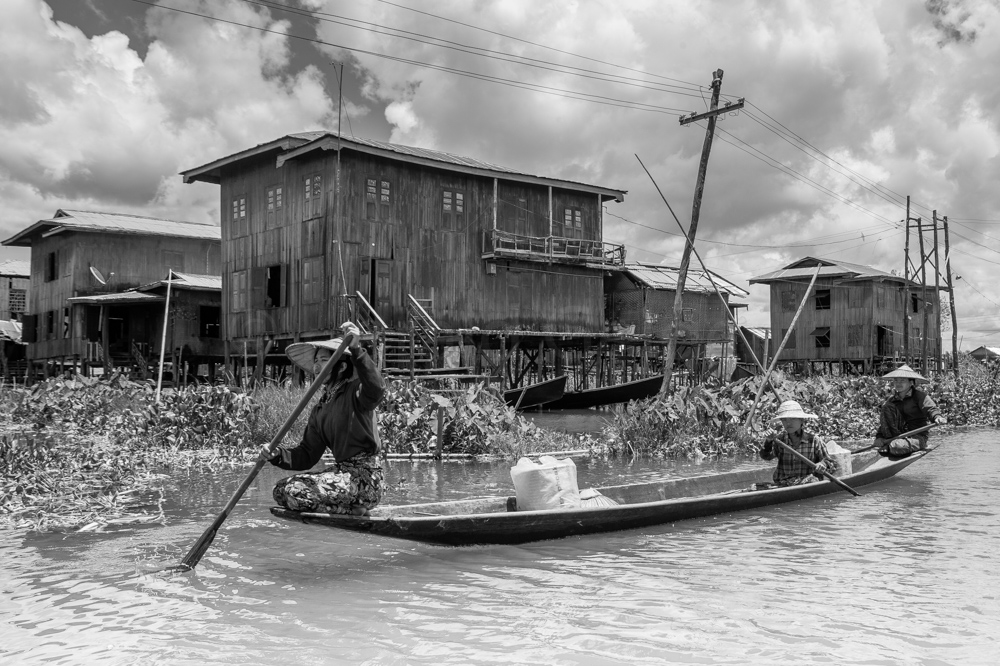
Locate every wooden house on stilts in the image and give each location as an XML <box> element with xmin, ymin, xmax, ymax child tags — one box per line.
<box><xmin>749</xmin><ymin>256</ymin><xmax>943</xmax><ymax>374</ymax></box>
<box><xmin>181</xmin><ymin>132</ymin><xmax>639</xmax><ymax>391</ymax></box>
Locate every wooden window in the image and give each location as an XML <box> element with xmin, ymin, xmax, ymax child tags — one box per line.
<box><xmin>266</xmin><ymin>185</ymin><xmax>284</xmax><ymax>228</ymax></box>
<box><xmin>21</xmin><ymin>314</ymin><xmax>37</xmax><ymax>343</ymax></box>
<box><xmin>682</xmin><ymin>308</ymin><xmax>694</xmax><ymax>322</ymax></box>
<box><xmin>910</xmin><ymin>293</ymin><xmax>920</xmax><ymax>313</ymax></box>
<box><xmin>304</xmin><ymin>173</ymin><xmax>324</xmax><ymax>219</ymax></box>
<box><xmin>876</xmin><ymin>286</ymin><xmax>886</xmax><ymax>309</ymax></box>
<box><xmin>442</xmin><ymin>189</ymin><xmax>465</xmax><ymax>230</ymax></box>
<box><xmin>162</xmin><ymin>250</ymin><xmax>184</xmax><ymax>273</ymax></box>
<box><xmin>380</xmin><ymin>179</ymin><xmax>391</xmax><ymax>219</ymax></box>
<box><xmin>815</xmin><ymin>289</ymin><xmax>831</xmax><ymax>310</ymax></box>
<box><xmin>8</xmin><ymin>289</ymin><xmax>26</xmax><ymax>314</ymax></box>
<box><xmin>782</xmin><ymin>328</ymin><xmax>795</xmax><ymax>349</ymax></box>
<box><xmin>45</xmin><ymin>251</ymin><xmax>58</xmax><ymax>282</ymax></box>
<box><xmin>265</xmin><ymin>264</ymin><xmax>287</xmax><ymax>308</ymax></box>
<box><xmin>46</xmin><ymin>310</ymin><xmax>55</xmax><ymax>339</ymax></box>
<box><xmin>847</xmin><ymin>324</ymin><xmax>864</xmax><ymax>347</ymax></box>
<box><xmin>231</xmin><ymin>270</ymin><xmax>247</xmax><ymax>312</ymax></box>
<box><xmin>302</xmin><ymin>256</ymin><xmax>324</xmax><ymax>304</ymax></box>
<box><xmin>848</xmin><ymin>287</ymin><xmax>864</xmax><ymax>309</ymax></box>
<box><xmin>812</xmin><ymin>327</ymin><xmax>831</xmax><ymax>348</ymax></box>
<box><xmin>517</xmin><ymin>197</ymin><xmax>527</xmax><ymax>224</ymax></box>
<box><xmin>365</xmin><ymin>177</ymin><xmax>377</xmax><ymax>219</ymax></box>
<box><xmin>199</xmin><ymin>306</ymin><xmax>221</xmax><ymax>338</ymax></box>
<box><xmin>563</xmin><ymin>207</ymin><xmax>583</xmax><ymax>239</ymax></box>
<box><xmin>62</xmin><ymin>307</ymin><xmax>70</xmax><ymax>339</ymax></box>
<box><xmin>780</xmin><ymin>290</ymin><xmax>797</xmax><ymax>312</ymax></box>
<box><xmin>231</xmin><ymin>195</ymin><xmax>248</xmax><ymax>237</ymax></box>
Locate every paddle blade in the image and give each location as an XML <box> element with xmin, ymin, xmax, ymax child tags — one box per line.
<box><xmin>177</xmin><ymin>518</ymin><xmax>223</xmax><ymax>571</ymax></box>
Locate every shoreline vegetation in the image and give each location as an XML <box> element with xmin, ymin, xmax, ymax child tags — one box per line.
<box><xmin>2</xmin><ymin>354</ymin><xmax>998</xmax><ymax>532</ymax></box>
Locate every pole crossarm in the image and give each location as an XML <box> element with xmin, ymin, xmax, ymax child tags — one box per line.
<box><xmin>679</xmin><ymin>98</ymin><xmax>745</xmax><ymax>125</ymax></box>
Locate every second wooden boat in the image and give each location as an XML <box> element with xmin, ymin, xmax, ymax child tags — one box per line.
<box><xmin>270</xmin><ymin>445</ymin><xmax>935</xmax><ymax>546</ymax></box>
<box><xmin>545</xmin><ymin>374</ymin><xmax>665</xmax><ymax>410</ymax></box>
<box><xmin>502</xmin><ymin>375</ymin><xmax>567</xmax><ymax>410</ymax></box>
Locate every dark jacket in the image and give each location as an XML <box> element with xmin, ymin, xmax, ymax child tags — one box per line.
<box><xmin>875</xmin><ymin>387</ymin><xmax>940</xmax><ymax>442</ymax></box>
<box><xmin>271</xmin><ymin>347</ymin><xmax>384</xmax><ymax>470</ymax></box>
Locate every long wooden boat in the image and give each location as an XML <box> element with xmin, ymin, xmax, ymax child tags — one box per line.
<box><xmin>270</xmin><ymin>446</ymin><xmax>934</xmax><ymax>546</ymax></box>
<box><xmin>502</xmin><ymin>375</ymin><xmax>567</xmax><ymax>410</ymax></box>
<box><xmin>545</xmin><ymin>374</ymin><xmax>665</xmax><ymax>410</ymax></box>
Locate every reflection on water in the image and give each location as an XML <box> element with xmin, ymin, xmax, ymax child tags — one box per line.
<box><xmin>2</xmin><ymin>430</ymin><xmax>999</xmax><ymax>665</ymax></box>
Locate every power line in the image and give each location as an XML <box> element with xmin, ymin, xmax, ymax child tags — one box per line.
<box><xmin>244</xmin><ymin>0</ymin><xmax>710</xmax><ymax>99</ymax></box>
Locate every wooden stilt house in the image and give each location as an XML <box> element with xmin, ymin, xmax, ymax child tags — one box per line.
<box><xmin>1</xmin><ymin>210</ymin><xmax>222</xmax><ymax>377</ymax></box>
<box><xmin>749</xmin><ymin>256</ymin><xmax>943</xmax><ymax>373</ymax></box>
<box><xmin>180</xmin><ymin>132</ymin><xmax>628</xmax><ymax>375</ymax></box>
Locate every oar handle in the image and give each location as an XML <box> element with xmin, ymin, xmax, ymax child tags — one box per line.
<box><xmin>772</xmin><ymin>439</ymin><xmax>860</xmax><ymax>497</ymax></box>
<box><xmin>177</xmin><ymin>334</ymin><xmax>355</xmax><ymax>571</ymax></box>
<box><xmin>853</xmin><ymin>423</ymin><xmax>937</xmax><ymax>453</ymax></box>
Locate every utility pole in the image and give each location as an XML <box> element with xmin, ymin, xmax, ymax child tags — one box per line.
<box><xmin>661</xmin><ymin>70</ymin><xmax>744</xmax><ymax>394</ymax></box>
<box><xmin>933</xmin><ymin>210</ymin><xmax>942</xmax><ymax>372</ymax></box>
<box><xmin>943</xmin><ymin>215</ymin><xmax>959</xmax><ymax>379</ymax></box>
<box><xmin>918</xmin><ymin>215</ymin><xmax>928</xmax><ymax>372</ymax></box>
<box><xmin>903</xmin><ymin>197</ymin><xmax>911</xmax><ymax>364</ymax></box>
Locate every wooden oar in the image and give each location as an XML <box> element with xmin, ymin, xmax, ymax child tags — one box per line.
<box><xmin>851</xmin><ymin>423</ymin><xmax>937</xmax><ymax>453</ymax></box>
<box><xmin>174</xmin><ymin>334</ymin><xmax>354</xmax><ymax>571</ymax></box>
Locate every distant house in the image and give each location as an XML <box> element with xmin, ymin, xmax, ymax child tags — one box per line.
<box><xmin>749</xmin><ymin>256</ymin><xmax>942</xmax><ymax>372</ymax></box>
<box><xmin>1</xmin><ymin>210</ymin><xmax>221</xmax><ymax>375</ymax></box>
<box><xmin>180</xmin><ymin>132</ymin><xmax>627</xmax><ymax>362</ymax></box>
<box><xmin>606</xmin><ymin>262</ymin><xmax>748</xmax><ymax>345</ymax></box>
<box><xmin>969</xmin><ymin>346</ymin><xmax>1000</xmax><ymax>363</ymax></box>
<box><xmin>0</xmin><ymin>259</ymin><xmax>29</xmax><ymax>321</ymax></box>
<box><xmin>733</xmin><ymin>326</ymin><xmax>770</xmax><ymax>377</ymax></box>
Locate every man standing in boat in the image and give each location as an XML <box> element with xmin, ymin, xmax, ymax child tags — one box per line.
<box><xmin>266</xmin><ymin>322</ymin><xmax>386</xmax><ymax>516</ymax></box>
<box><xmin>760</xmin><ymin>400</ymin><xmax>836</xmax><ymax>486</ymax></box>
<box><xmin>874</xmin><ymin>365</ymin><xmax>946</xmax><ymax>457</ymax></box>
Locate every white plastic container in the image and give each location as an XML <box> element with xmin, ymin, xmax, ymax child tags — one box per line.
<box><xmin>825</xmin><ymin>440</ymin><xmax>853</xmax><ymax>477</ymax></box>
<box><xmin>510</xmin><ymin>455</ymin><xmax>581</xmax><ymax>511</ymax></box>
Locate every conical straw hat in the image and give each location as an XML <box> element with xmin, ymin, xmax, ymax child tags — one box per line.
<box><xmin>285</xmin><ymin>338</ymin><xmax>350</xmax><ymax>373</ymax></box>
<box><xmin>881</xmin><ymin>364</ymin><xmax>927</xmax><ymax>383</ymax></box>
<box><xmin>771</xmin><ymin>400</ymin><xmax>818</xmax><ymax>421</ymax></box>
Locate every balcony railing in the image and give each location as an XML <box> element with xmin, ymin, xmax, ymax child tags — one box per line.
<box><xmin>482</xmin><ymin>229</ymin><xmax>626</xmax><ymax>266</ymax></box>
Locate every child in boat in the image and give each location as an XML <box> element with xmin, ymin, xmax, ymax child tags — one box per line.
<box><xmin>873</xmin><ymin>365</ymin><xmax>946</xmax><ymax>456</ymax></box>
<box><xmin>266</xmin><ymin>322</ymin><xmax>385</xmax><ymax>516</ymax></box>
<box><xmin>759</xmin><ymin>400</ymin><xmax>836</xmax><ymax>486</ymax></box>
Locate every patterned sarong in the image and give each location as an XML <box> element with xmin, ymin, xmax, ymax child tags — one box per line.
<box><xmin>273</xmin><ymin>453</ymin><xmax>384</xmax><ymax>515</ymax></box>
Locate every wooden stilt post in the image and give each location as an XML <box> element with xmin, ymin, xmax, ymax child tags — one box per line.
<box><xmin>943</xmin><ymin>216</ymin><xmax>959</xmax><ymax>379</ymax></box>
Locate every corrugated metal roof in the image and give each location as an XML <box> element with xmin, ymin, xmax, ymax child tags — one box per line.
<box><xmin>183</xmin><ymin>131</ymin><xmax>626</xmax><ymax>198</ymax></box>
<box><xmin>624</xmin><ymin>263</ymin><xmax>749</xmax><ymax>298</ymax></box>
<box><xmin>749</xmin><ymin>256</ymin><xmax>909</xmax><ymax>285</ymax></box>
<box><xmin>0</xmin><ymin>319</ymin><xmax>22</xmax><ymax>343</ymax></box>
<box><xmin>740</xmin><ymin>327</ymin><xmax>770</xmax><ymax>340</ymax></box>
<box><xmin>138</xmin><ymin>272</ymin><xmax>222</xmax><ymax>292</ymax></box>
<box><xmin>970</xmin><ymin>346</ymin><xmax>1000</xmax><ymax>358</ymax></box>
<box><xmin>2</xmin><ymin>210</ymin><xmax>220</xmax><ymax>247</ymax></box>
<box><xmin>66</xmin><ymin>291</ymin><xmax>165</xmax><ymax>305</ymax></box>
<box><xmin>0</xmin><ymin>259</ymin><xmax>30</xmax><ymax>276</ymax></box>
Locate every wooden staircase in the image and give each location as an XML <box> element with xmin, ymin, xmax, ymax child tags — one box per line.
<box><xmin>381</xmin><ymin>330</ymin><xmax>435</xmax><ymax>372</ymax></box>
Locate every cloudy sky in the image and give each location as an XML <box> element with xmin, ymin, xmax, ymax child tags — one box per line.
<box><xmin>2</xmin><ymin>0</ymin><xmax>999</xmax><ymax>346</ymax></box>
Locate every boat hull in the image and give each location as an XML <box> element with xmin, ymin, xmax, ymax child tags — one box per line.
<box><xmin>270</xmin><ymin>449</ymin><xmax>932</xmax><ymax>546</ymax></box>
<box><xmin>545</xmin><ymin>374</ymin><xmax>665</xmax><ymax>410</ymax></box>
<box><xmin>502</xmin><ymin>375</ymin><xmax>567</xmax><ymax>410</ymax></box>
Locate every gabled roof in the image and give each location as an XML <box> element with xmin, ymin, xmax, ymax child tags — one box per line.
<box><xmin>0</xmin><ymin>259</ymin><xmax>30</xmax><ymax>277</ymax></box>
<box><xmin>1</xmin><ymin>210</ymin><xmax>221</xmax><ymax>247</ymax></box>
<box><xmin>969</xmin><ymin>346</ymin><xmax>1000</xmax><ymax>359</ymax></box>
<box><xmin>748</xmin><ymin>256</ymin><xmax>927</xmax><ymax>288</ymax></box>
<box><xmin>179</xmin><ymin>132</ymin><xmax>325</xmax><ymax>185</ymax></box>
<box><xmin>182</xmin><ymin>131</ymin><xmax>627</xmax><ymax>202</ymax></box>
<box><xmin>623</xmin><ymin>263</ymin><xmax>749</xmax><ymax>299</ymax></box>
<box><xmin>138</xmin><ymin>272</ymin><xmax>222</xmax><ymax>292</ymax></box>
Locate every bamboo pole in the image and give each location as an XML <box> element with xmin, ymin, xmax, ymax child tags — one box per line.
<box><xmin>155</xmin><ymin>270</ymin><xmax>174</xmax><ymax>403</ymax></box>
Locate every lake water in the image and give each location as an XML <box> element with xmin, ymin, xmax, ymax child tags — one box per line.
<box><xmin>2</xmin><ymin>428</ymin><xmax>999</xmax><ymax>664</ymax></box>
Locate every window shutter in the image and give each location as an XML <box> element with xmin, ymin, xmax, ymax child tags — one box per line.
<box><xmin>22</xmin><ymin>314</ymin><xmax>37</xmax><ymax>343</ymax></box>
<box><xmin>251</xmin><ymin>267</ymin><xmax>267</xmax><ymax>309</ymax></box>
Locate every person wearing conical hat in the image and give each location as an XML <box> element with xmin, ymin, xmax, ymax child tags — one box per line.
<box><xmin>759</xmin><ymin>400</ymin><xmax>837</xmax><ymax>486</ymax></box>
<box><xmin>268</xmin><ymin>321</ymin><xmax>386</xmax><ymax>516</ymax></box>
<box><xmin>874</xmin><ymin>364</ymin><xmax>946</xmax><ymax>457</ymax></box>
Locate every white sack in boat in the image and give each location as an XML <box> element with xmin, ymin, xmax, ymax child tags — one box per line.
<box><xmin>510</xmin><ymin>455</ymin><xmax>582</xmax><ymax>511</ymax></box>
